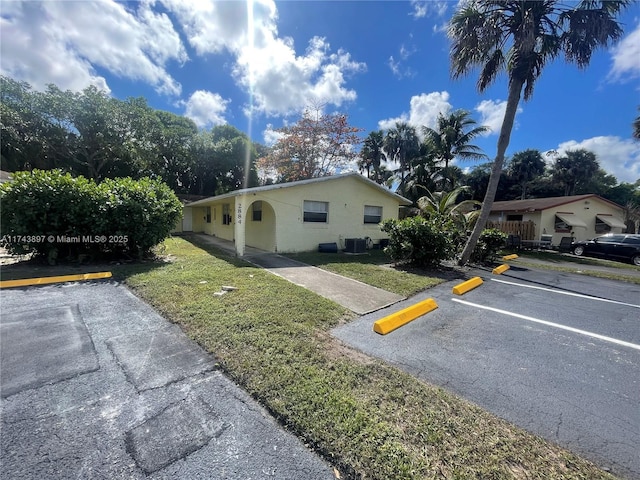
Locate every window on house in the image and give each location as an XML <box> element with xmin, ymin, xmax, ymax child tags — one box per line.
<box><xmin>252</xmin><ymin>201</ymin><xmax>262</xmax><ymax>222</ymax></box>
<box><xmin>303</xmin><ymin>200</ymin><xmax>328</xmax><ymax>223</ymax></box>
<box><xmin>595</xmin><ymin>217</ymin><xmax>611</xmax><ymax>234</ymax></box>
<box><xmin>554</xmin><ymin>215</ymin><xmax>571</xmax><ymax>232</ymax></box>
<box><xmin>205</xmin><ymin>206</ymin><xmax>211</xmax><ymax>224</ymax></box>
<box><xmin>506</xmin><ymin>214</ymin><xmax>523</xmax><ymax>221</ymax></box>
<box><xmin>364</xmin><ymin>205</ymin><xmax>383</xmax><ymax>224</ymax></box>
<box><xmin>222</xmin><ymin>204</ymin><xmax>232</xmax><ymax>225</ymax></box>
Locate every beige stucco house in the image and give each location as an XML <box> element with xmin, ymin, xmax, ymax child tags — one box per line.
<box><xmin>176</xmin><ymin>172</ymin><xmax>411</xmax><ymax>256</ymax></box>
<box><xmin>489</xmin><ymin>194</ymin><xmax>626</xmax><ymax>244</ymax></box>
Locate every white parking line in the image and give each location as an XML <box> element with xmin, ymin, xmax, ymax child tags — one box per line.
<box><xmin>451</xmin><ymin>298</ymin><xmax>640</xmax><ymax>351</ymax></box>
<box><xmin>490</xmin><ymin>278</ymin><xmax>640</xmax><ymax>309</ymax></box>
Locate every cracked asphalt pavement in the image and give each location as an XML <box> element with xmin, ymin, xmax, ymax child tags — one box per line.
<box><xmin>0</xmin><ymin>282</ymin><xmax>335</xmax><ymax>479</ymax></box>
<box><xmin>333</xmin><ymin>266</ymin><xmax>640</xmax><ymax>479</ymax></box>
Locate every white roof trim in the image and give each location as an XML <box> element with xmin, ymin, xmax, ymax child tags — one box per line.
<box><xmin>186</xmin><ymin>173</ymin><xmax>412</xmax><ymax>207</ymax></box>
<box><xmin>596</xmin><ymin>215</ymin><xmax>627</xmax><ymax>229</ymax></box>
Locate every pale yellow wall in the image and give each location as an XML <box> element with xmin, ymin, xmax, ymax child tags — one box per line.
<box><xmin>539</xmin><ymin>199</ymin><xmax>624</xmax><ymax>243</ymax></box>
<box><xmin>191</xmin><ymin>207</ymin><xmax>205</xmax><ymax>233</ymax></box>
<box><xmin>188</xmin><ymin>176</ymin><xmax>406</xmax><ymax>254</ymax></box>
<box><xmin>239</xmin><ymin>175</ymin><xmax>402</xmax><ymax>253</ymax></box>
<box><xmin>244</xmin><ymin>200</ymin><xmax>276</xmax><ymax>251</ymax></box>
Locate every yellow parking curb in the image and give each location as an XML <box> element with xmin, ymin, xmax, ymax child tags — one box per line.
<box><xmin>452</xmin><ymin>276</ymin><xmax>483</xmax><ymax>295</ymax></box>
<box><xmin>492</xmin><ymin>264</ymin><xmax>510</xmax><ymax>275</ymax></box>
<box><xmin>502</xmin><ymin>254</ymin><xmax>519</xmax><ymax>260</ymax></box>
<box><xmin>0</xmin><ymin>272</ymin><xmax>112</xmax><ymax>289</ymax></box>
<box><xmin>373</xmin><ymin>298</ymin><xmax>438</xmax><ymax>335</ymax></box>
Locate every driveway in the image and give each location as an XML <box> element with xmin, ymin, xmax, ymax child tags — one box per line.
<box><xmin>0</xmin><ymin>282</ymin><xmax>335</xmax><ymax>479</ymax></box>
<box><xmin>333</xmin><ymin>266</ymin><xmax>640</xmax><ymax>479</ymax></box>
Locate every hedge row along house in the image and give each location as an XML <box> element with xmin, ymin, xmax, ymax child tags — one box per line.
<box><xmin>488</xmin><ymin>194</ymin><xmax>628</xmax><ymax>246</ymax></box>
<box><xmin>173</xmin><ymin>172</ymin><xmax>412</xmax><ymax>256</ymax></box>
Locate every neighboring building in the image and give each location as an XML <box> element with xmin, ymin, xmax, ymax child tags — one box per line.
<box><xmin>178</xmin><ymin>172</ymin><xmax>412</xmax><ymax>256</ymax></box>
<box><xmin>489</xmin><ymin>194</ymin><xmax>626</xmax><ymax>244</ymax></box>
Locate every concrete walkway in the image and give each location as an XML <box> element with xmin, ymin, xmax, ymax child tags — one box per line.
<box><xmin>191</xmin><ymin>234</ymin><xmax>405</xmax><ymax>315</ymax></box>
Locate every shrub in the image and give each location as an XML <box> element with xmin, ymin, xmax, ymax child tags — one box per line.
<box><xmin>471</xmin><ymin>228</ymin><xmax>508</xmax><ymax>263</ymax></box>
<box><xmin>381</xmin><ymin>216</ymin><xmax>458</xmax><ymax>267</ymax></box>
<box><xmin>1</xmin><ymin>170</ymin><xmax>182</xmax><ymax>262</ymax></box>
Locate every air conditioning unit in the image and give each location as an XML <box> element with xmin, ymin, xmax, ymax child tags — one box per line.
<box><xmin>344</xmin><ymin>238</ymin><xmax>366</xmax><ymax>254</ymax></box>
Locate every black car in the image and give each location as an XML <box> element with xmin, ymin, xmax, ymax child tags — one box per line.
<box><xmin>571</xmin><ymin>233</ymin><xmax>640</xmax><ymax>266</ymax></box>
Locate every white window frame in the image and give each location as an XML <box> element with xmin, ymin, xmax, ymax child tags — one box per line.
<box><xmin>303</xmin><ymin>200</ymin><xmax>328</xmax><ymax>223</ymax></box>
<box><xmin>364</xmin><ymin>205</ymin><xmax>383</xmax><ymax>224</ymax></box>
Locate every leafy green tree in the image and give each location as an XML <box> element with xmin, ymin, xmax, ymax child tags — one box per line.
<box><xmin>633</xmin><ymin>107</ymin><xmax>640</xmax><ymax>140</ymax></box>
<box><xmin>449</xmin><ymin>0</ymin><xmax>630</xmax><ymax>265</ymax></box>
<box><xmin>464</xmin><ymin>163</ymin><xmax>514</xmax><ymax>202</ymax></box>
<box><xmin>0</xmin><ymin>76</ymin><xmax>69</xmax><ymax>172</ymax></box>
<box><xmin>144</xmin><ymin>110</ymin><xmax>198</xmax><ymax>192</ymax></box>
<box><xmin>383</xmin><ymin>122</ymin><xmax>420</xmax><ymax>193</ymax></box>
<box><xmin>422</xmin><ymin>109</ymin><xmax>488</xmax><ymax>191</ymax></box>
<box><xmin>507</xmin><ymin>149</ymin><xmax>546</xmax><ymax>199</ymax></box>
<box><xmin>551</xmin><ymin>149</ymin><xmax>600</xmax><ymax>196</ymax></box>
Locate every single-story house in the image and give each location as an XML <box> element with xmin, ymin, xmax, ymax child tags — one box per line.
<box><xmin>177</xmin><ymin>172</ymin><xmax>412</xmax><ymax>256</ymax></box>
<box><xmin>489</xmin><ymin>194</ymin><xmax>627</xmax><ymax>244</ymax></box>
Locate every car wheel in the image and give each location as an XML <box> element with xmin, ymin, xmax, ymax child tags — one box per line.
<box><xmin>632</xmin><ymin>255</ymin><xmax>640</xmax><ymax>267</ymax></box>
<box><xmin>573</xmin><ymin>245</ymin><xmax>585</xmax><ymax>256</ymax></box>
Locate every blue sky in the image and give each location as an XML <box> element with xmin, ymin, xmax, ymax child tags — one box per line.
<box><xmin>1</xmin><ymin>0</ymin><xmax>639</xmax><ymax>183</ymax></box>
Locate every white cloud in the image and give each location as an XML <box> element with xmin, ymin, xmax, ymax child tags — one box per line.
<box><xmin>608</xmin><ymin>20</ymin><xmax>640</xmax><ymax>83</ymax></box>
<box><xmin>388</xmin><ymin>43</ymin><xmax>417</xmax><ymax>79</ymax></box>
<box><xmin>475</xmin><ymin>99</ymin><xmax>522</xmax><ymax>135</ymax></box>
<box><xmin>262</xmin><ymin>123</ymin><xmax>285</xmax><ymax>146</ymax></box>
<box><xmin>378</xmin><ymin>92</ymin><xmax>452</xmax><ymax>136</ymax></box>
<box><xmin>555</xmin><ymin>136</ymin><xmax>640</xmax><ymax>184</ymax></box>
<box><xmin>410</xmin><ymin>1</ymin><xmax>448</xmax><ymax>19</ymax></box>
<box><xmin>162</xmin><ymin>0</ymin><xmax>365</xmax><ymax>116</ymax></box>
<box><xmin>184</xmin><ymin>90</ymin><xmax>229</xmax><ymax>127</ymax></box>
<box><xmin>0</xmin><ymin>1</ymin><xmax>187</xmax><ymax>95</ymax></box>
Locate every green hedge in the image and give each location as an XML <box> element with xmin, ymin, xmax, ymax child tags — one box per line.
<box><xmin>471</xmin><ymin>228</ymin><xmax>508</xmax><ymax>263</ymax></box>
<box><xmin>0</xmin><ymin>170</ymin><xmax>182</xmax><ymax>262</ymax></box>
<box><xmin>380</xmin><ymin>216</ymin><xmax>459</xmax><ymax>267</ymax></box>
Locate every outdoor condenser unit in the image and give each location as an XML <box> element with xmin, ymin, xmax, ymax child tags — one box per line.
<box><xmin>344</xmin><ymin>238</ymin><xmax>366</xmax><ymax>254</ymax></box>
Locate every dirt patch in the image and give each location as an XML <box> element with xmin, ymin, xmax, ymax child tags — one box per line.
<box><xmin>316</xmin><ymin>330</ymin><xmax>376</xmax><ymax>366</ymax></box>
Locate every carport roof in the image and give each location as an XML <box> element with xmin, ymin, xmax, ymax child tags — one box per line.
<box><xmin>491</xmin><ymin>194</ymin><xmax>623</xmax><ymax>213</ymax></box>
<box><xmin>186</xmin><ymin>172</ymin><xmax>412</xmax><ymax>207</ymax></box>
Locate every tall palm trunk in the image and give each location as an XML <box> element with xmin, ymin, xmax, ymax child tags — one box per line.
<box><xmin>459</xmin><ymin>77</ymin><xmax>524</xmax><ymax>265</ymax></box>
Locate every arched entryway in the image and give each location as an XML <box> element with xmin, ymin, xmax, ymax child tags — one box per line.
<box><xmin>244</xmin><ymin>200</ymin><xmax>276</xmax><ymax>252</ymax></box>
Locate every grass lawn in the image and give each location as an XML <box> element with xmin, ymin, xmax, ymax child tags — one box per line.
<box><xmin>101</xmin><ymin>236</ymin><xmax>612</xmax><ymax>480</ymax></box>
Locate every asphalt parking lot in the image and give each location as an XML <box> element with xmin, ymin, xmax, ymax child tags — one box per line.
<box><xmin>333</xmin><ymin>266</ymin><xmax>640</xmax><ymax>479</ymax></box>
<box><xmin>0</xmin><ymin>281</ymin><xmax>335</xmax><ymax>479</ymax></box>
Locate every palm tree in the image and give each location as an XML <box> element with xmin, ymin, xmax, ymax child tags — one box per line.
<box><xmin>418</xmin><ymin>186</ymin><xmax>481</xmax><ymax>230</ymax></box>
<box><xmin>359</xmin><ymin>130</ymin><xmax>387</xmax><ymax>184</ymax></box>
<box><xmin>383</xmin><ymin>122</ymin><xmax>420</xmax><ymax>194</ymax></box>
<box><xmin>508</xmin><ymin>149</ymin><xmax>546</xmax><ymax>199</ymax></box>
<box><xmin>422</xmin><ymin>109</ymin><xmax>489</xmax><ymax>190</ymax></box>
<box><xmin>450</xmin><ymin>0</ymin><xmax>630</xmax><ymax>265</ymax></box>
